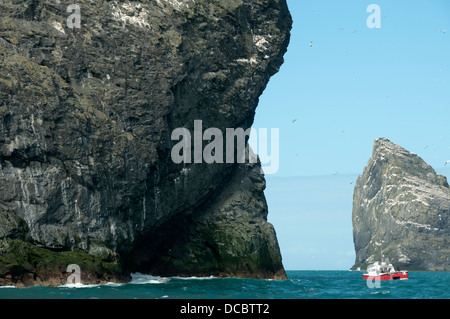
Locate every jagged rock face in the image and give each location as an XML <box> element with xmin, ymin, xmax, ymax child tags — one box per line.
<box><xmin>0</xmin><ymin>0</ymin><xmax>291</xmax><ymax>285</ymax></box>
<box><xmin>352</xmin><ymin>138</ymin><xmax>450</xmax><ymax>271</ymax></box>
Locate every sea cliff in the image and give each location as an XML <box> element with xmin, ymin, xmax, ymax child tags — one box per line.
<box><xmin>0</xmin><ymin>0</ymin><xmax>292</xmax><ymax>286</ymax></box>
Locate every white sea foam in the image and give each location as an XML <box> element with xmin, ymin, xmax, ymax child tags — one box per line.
<box><xmin>59</xmin><ymin>283</ymin><xmax>100</xmax><ymax>289</ymax></box>
<box><xmin>172</xmin><ymin>275</ymin><xmax>217</xmax><ymax>280</ymax></box>
<box><xmin>129</xmin><ymin>273</ymin><xmax>170</xmax><ymax>284</ymax></box>
<box><xmin>370</xmin><ymin>290</ymin><xmax>391</xmax><ymax>295</ymax></box>
<box><xmin>104</xmin><ymin>282</ymin><xmax>125</xmax><ymax>287</ymax></box>
<box><xmin>67</xmin><ymin>281</ymin><xmax>126</xmax><ymax>288</ymax></box>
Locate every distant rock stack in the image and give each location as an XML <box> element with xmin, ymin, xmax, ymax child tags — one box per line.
<box><xmin>352</xmin><ymin>138</ymin><xmax>450</xmax><ymax>271</ymax></box>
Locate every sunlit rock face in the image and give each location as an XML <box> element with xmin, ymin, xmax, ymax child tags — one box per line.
<box><xmin>352</xmin><ymin>138</ymin><xmax>450</xmax><ymax>271</ymax></box>
<box><xmin>0</xmin><ymin>0</ymin><xmax>291</xmax><ymax>285</ymax></box>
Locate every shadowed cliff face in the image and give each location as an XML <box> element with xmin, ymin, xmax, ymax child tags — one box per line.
<box><xmin>352</xmin><ymin>138</ymin><xmax>450</xmax><ymax>271</ymax></box>
<box><xmin>0</xmin><ymin>0</ymin><xmax>291</xmax><ymax>286</ymax></box>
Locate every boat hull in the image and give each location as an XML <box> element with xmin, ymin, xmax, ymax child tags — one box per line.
<box><xmin>362</xmin><ymin>271</ymin><xmax>408</xmax><ymax>281</ymax></box>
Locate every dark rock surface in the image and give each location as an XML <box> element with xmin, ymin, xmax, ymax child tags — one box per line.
<box><xmin>352</xmin><ymin>138</ymin><xmax>450</xmax><ymax>271</ymax></box>
<box><xmin>0</xmin><ymin>0</ymin><xmax>291</xmax><ymax>286</ymax></box>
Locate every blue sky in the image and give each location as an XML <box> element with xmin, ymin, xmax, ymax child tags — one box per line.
<box><xmin>252</xmin><ymin>0</ymin><xmax>450</xmax><ymax>270</ymax></box>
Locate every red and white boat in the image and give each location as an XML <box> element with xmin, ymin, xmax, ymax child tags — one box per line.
<box><xmin>362</xmin><ymin>260</ymin><xmax>408</xmax><ymax>281</ymax></box>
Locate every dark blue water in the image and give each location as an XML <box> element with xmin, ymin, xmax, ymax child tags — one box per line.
<box><xmin>0</xmin><ymin>271</ymin><xmax>448</xmax><ymax>299</ymax></box>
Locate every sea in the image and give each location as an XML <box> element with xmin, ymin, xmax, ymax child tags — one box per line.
<box><xmin>0</xmin><ymin>270</ymin><xmax>448</xmax><ymax>299</ymax></box>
